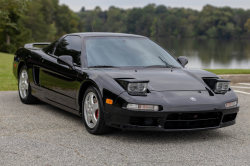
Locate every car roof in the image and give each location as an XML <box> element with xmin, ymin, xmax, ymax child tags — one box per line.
<box><xmin>68</xmin><ymin>32</ymin><xmax>146</xmax><ymax>38</ymax></box>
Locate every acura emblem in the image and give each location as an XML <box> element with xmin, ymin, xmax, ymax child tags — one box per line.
<box><xmin>190</xmin><ymin>97</ymin><xmax>196</xmax><ymax>101</ymax></box>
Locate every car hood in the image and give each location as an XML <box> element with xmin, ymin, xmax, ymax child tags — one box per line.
<box><xmin>100</xmin><ymin>68</ymin><xmax>216</xmax><ymax>91</ymax></box>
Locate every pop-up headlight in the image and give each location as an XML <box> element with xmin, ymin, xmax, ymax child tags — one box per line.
<box><xmin>128</xmin><ymin>83</ymin><xmax>147</xmax><ymax>95</ymax></box>
<box><xmin>115</xmin><ymin>79</ymin><xmax>149</xmax><ymax>96</ymax></box>
<box><xmin>214</xmin><ymin>79</ymin><xmax>230</xmax><ymax>94</ymax></box>
<box><xmin>203</xmin><ymin>78</ymin><xmax>230</xmax><ymax>94</ymax></box>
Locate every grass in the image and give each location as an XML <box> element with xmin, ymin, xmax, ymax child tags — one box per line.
<box><xmin>0</xmin><ymin>52</ymin><xmax>250</xmax><ymax>91</ymax></box>
<box><xmin>204</xmin><ymin>69</ymin><xmax>250</xmax><ymax>75</ymax></box>
<box><xmin>0</xmin><ymin>52</ymin><xmax>18</xmax><ymax>91</ymax></box>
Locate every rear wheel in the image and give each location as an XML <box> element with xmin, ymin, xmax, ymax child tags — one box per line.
<box><xmin>82</xmin><ymin>86</ymin><xmax>112</xmax><ymax>135</ymax></box>
<box><xmin>18</xmin><ymin>66</ymin><xmax>39</xmax><ymax>104</ymax></box>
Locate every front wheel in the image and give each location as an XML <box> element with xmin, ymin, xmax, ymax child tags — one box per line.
<box><xmin>82</xmin><ymin>86</ymin><xmax>112</xmax><ymax>135</ymax></box>
<box><xmin>18</xmin><ymin>66</ymin><xmax>39</xmax><ymax>104</ymax></box>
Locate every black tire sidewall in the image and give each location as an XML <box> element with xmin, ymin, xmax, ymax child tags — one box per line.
<box><xmin>82</xmin><ymin>86</ymin><xmax>106</xmax><ymax>134</ymax></box>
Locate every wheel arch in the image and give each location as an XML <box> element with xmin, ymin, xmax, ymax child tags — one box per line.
<box><xmin>17</xmin><ymin>61</ymin><xmax>26</xmax><ymax>77</ymax></box>
<box><xmin>78</xmin><ymin>80</ymin><xmax>102</xmax><ymax>115</ymax></box>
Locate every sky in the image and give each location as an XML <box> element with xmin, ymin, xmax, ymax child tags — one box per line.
<box><xmin>59</xmin><ymin>0</ymin><xmax>250</xmax><ymax>12</ymax></box>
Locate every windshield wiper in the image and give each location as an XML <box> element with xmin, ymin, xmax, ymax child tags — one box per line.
<box><xmin>156</xmin><ymin>56</ymin><xmax>178</xmax><ymax>68</ymax></box>
<box><xmin>89</xmin><ymin>65</ymin><xmax>118</xmax><ymax>68</ymax></box>
<box><xmin>145</xmin><ymin>65</ymin><xmax>169</xmax><ymax>68</ymax></box>
<box><xmin>165</xmin><ymin>65</ymin><xmax>177</xmax><ymax>68</ymax></box>
<box><xmin>145</xmin><ymin>65</ymin><xmax>177</xmax><ymax>68</ymax></box>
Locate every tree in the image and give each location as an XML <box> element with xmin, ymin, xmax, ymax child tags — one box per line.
<box><xmin>150</xmin><ymin>18</ymin><xmax>158</xmax><ymax>37</ymax></box>
<box><xmin>55</xmin><ymin>4</ymin><xmax>80</xmax><ymax>37</ymax></box>
<box><xmin>0</xmin><ymin>0</ymin><xmax>29</xmax><ymax>30</ymax></box>
<box><xmin>156</xmin><ymin>5</ymin><xmax>167</xmax><ymax>14</ymax></box>
<box><xmin>0</xmin><ymin>0</ymin><xmax>31</xmax><ymax>53</ymax></box>
<box><xmin>21</xmin><ymin>0</ymin><xmax>55</xmax><ymax>42</ymax></box>
<box><xmin>244</xmin><ymin>18</ymin><xmax>250</xmax><ymax>34</ymax></box>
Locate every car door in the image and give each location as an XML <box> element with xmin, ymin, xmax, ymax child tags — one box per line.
<box><xmin>39</xmin><ymin>35</ymin><xmax>82</xmax><ymax>109</ymax></box>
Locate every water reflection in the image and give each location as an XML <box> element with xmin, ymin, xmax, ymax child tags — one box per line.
<box><xmin>152</xmin><ymin>38</ymin><xmax>250</xmax><ymax>69</ymax></box>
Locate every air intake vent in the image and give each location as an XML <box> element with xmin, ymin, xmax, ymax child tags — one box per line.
<box><xmin>222</xmin><ymin>113</ymin><xmax>237</xmax><ymax>123</ymax></box>
<box><xmin>33</xmin><ymin>67</ymin><xmax>40</xmax><ymax>85</ymax></box>
<box><xmin>164</xmin><ymin>112</ymin><xmax>222</xmax><ymax>129</ymax></box>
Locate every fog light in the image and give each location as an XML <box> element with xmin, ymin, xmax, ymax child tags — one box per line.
<box><xmin>127</xmin><ymin>104</ymin><xmax>159</xmax><ymax>111</ymax></box>
<box><xmin>225</xmin><ymin>101</ymin><xmax>237</xmax><ymax>108</ymax></box>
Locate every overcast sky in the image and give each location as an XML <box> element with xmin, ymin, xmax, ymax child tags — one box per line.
<box><xmin>59</xmin><ymin>0</ymin><xmax>250</xmax><ymax>12</ymax></box>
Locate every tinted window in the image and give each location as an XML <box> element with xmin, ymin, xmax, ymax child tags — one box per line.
<box><xmin>43</xmin><ymin>40</ymin><xmax>58</xmax><ymax>54</ymax></box>
<box><xmin>86</xmin><ymin>37</ymin><xmax>182</xmax><ymax>67</ymax></box>
<box><xmin>55</xmin><ymin>36</ymin><xmax>82</xmax><ymax>65</ymax></box>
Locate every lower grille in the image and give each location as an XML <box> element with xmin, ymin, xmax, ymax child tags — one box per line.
<box><xmin>164</xmin><ymin>112</ymin><xmax>222</xmax><ymax>129</ymax></box>
<box><xmin>129</xmin><ymin>117</ymin><xmax>158</xmax><ymax>126</ymax></box>
<box><xmin>222</xmin><ymin>113</ymin><xmax>237</xmax><ymax>123</ymax></box>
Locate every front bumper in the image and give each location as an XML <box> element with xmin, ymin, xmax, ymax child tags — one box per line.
<box><xmin>104</xmin><ymin>106</ymin><xmax>239</xmax><ymax>131</ymax></box>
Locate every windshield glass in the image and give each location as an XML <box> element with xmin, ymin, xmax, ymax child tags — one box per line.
<box><xmin>86</xmin><ymin>37</ymin><xmax>182</xmax><ymax>67</ymax></box>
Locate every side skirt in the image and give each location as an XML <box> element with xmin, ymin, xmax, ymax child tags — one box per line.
<box><xmin>31</xmin><ymin>86</ymin><xmax>81</xmax><ymax>117</ymax></box>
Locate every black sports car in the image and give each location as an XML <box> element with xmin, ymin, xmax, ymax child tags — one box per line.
<box><xmin>13</xmin><ymin>33</ymin><xmax>239</xmax><ymax>135</ymax></box>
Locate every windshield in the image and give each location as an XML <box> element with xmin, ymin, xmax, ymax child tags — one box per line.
<box><xmin>86</xmin><ymin>37</ymin><xmax>182</xmax><ymax>68</ymax></box>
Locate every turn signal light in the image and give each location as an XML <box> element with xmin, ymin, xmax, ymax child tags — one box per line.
<box><xmin>127</xmin><ymin>104</ymin><xmax>159</xmax><ymax>111</ymax></box>
<box><xmin>225</xmin><ymin>101</ymin><xmax>237</xmax><ymax>108</ymax></box>
<box><xmin>106</xmin><ymin>99</ymin><xmax>113</xmax><ymax>105</ymax></box>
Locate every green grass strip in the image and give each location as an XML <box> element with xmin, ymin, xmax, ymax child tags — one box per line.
<box><xmin>204</xmin><ymin>69</ymin><xmax>250</xmax><ymax>75</ymax></box>
<box><xmin>0</xmin><ymin>52</ymin><xmax>18</xmax><ymax>91</ymax></box>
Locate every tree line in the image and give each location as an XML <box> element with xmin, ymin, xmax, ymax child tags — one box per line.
<box><xmin>1</xmin><ymin>0</ymin><xmax>250</xmax><ymax>53</ymax></box>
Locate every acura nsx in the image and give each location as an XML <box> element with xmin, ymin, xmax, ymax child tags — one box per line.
<box><xmin>13</xmin><ymin>33</ymin><xmax>239</xmax><ymax>135</ymax></box>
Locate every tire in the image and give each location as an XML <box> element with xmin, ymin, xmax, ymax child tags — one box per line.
<box><xmin>82</xmin><ymin>86</ymin><xmax>112</xmax><ymax>135</ymax></box>
<box><xmin>18</xmin><ymin>65</ymin><xmax>39</xmax><ymax>104</ymax></box>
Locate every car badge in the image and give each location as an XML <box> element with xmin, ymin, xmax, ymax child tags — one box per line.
<box><xmin>190</xmin><ymin>97</ymin><xmax>196</xmax><ymax>101</ymax></box>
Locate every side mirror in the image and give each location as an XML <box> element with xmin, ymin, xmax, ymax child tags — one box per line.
<box><xmin>177</xmin><ymin>56</ymin><xmax>188</xmax><ymax>67</ymax></box>
<box><xmin>58</xmin><ymin>55</ymin><xmax>74</xmax><ymax>69</ymax></box>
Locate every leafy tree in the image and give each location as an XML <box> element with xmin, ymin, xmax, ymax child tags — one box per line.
<box><xmin>207</xmin><ymin>26</ymin><xmax>218</xmax><ymax>38</ymax></box>
<box><xmin>0</xmin><ymin>0</ymin><xmax>31</xmax><ymax>52</ymax></box>
<box><xmin>21</xmin><ymin>0</ymin><xmax>55</xmax><ymax>41</ymax></box>
<box><xmin>244</xmin><ymin>18</ymin><xmax>250</xmax><ymax>34</ymax></box>
<box><xmin>156</xmin><ymin>5</ymin><xmax>167</xmax><ymax>14</ymax></box>
<box><xmin>0</xmin><ymin>0</ymin><xmax>29</xmax><ymax>30</ymax></box>
<box><xmin>2</xmin><ymin>1</ymin><xmax>250</xmax><ymax>53</ymax></box>
<box><xmin>55</xmin><ymin>4</ymin><xmax>79</xmax><ymax>37</ymax></box>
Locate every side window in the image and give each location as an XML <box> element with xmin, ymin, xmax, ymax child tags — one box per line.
<box><xmin>54</xmin><ymin>36</ymin><xmax>82</xmax><ymax>65</ymax></box>
<box><xmin>43</xmin><ymin>40</ymin><xmax>58</xmax><ymax>54</ymax></box>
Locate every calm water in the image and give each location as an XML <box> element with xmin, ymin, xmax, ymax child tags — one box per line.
<box><xmin>152</xmin><ymin>38</ymin><xmax>250</xmax><ymax>69</ymax></box>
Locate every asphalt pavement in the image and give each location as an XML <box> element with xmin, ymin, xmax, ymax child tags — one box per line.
<box><xmin>0</xmin><ymin>87</ymin><xmax>250</xmax><ymax>166</ymax></box>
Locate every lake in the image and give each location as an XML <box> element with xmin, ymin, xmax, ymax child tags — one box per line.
<box><xmin>152</xmin><ymin>38</ymin><xmax>250</xmax><ymax>69</ymax></box>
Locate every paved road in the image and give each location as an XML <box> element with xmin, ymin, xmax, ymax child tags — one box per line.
<box><xmin>0</xmin><ymin>90</ymin><xmax>250</xmax><ymax>166</ymax></box>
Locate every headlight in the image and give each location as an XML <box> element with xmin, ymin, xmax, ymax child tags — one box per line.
<box><xmin>225</xmin><ymin>101</ymin><xmax>237</xmax><ymax>108</ymax></box>
<box><xmin>115</xmin><ymin>79</ymin><xmax>149</xmax><ymax>96</ymax></box>
<box><xmin>127</xmin><ymin>103</ymin><xmax>159</xmax><ymax>111</ymax></box>
<box><xmin>128</xmin><ymin>83</ymin><xmax>147</xmax><ymax>95</ymax></box>
<box><xmin>214</xmin><ymin>81</ymin><xmax>230</xmax><ymax>94</ymax></box>
<box><xmin>203</xmin><ymin>78</ymin><xmax>231</xmax><ymax>94</ymax></box>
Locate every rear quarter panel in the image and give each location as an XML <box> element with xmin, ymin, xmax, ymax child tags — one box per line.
<box><xmin>13</xmin><ymin>48</ymin><xmax>42</xmax><ymax>85</ymax></box>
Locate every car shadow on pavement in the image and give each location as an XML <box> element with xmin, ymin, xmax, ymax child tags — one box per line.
<box><xmin>108</xmin><ymin>128</ymin><xmax>225</xmax><ymax>144</ymax></box>
<box><xmin>36</xmin><ymin>101</ymin><xmax>228</xmax><ymax>144</ymax></box>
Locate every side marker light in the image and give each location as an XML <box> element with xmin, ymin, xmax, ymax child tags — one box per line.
<box><xmin>106</xmin><ymin>99</ymin><xmax>113</xmax><ymax>105</ymax></box>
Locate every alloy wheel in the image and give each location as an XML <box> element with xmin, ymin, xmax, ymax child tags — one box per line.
<box><xmin>19</xmin><ymin>70</ymin><xmax>29</xmax><ymax>99</ymax></box>
<box><xmin>84</xmin><ymin>92</ymin><xmax>99</xmax><ymax>128</ymax></box>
